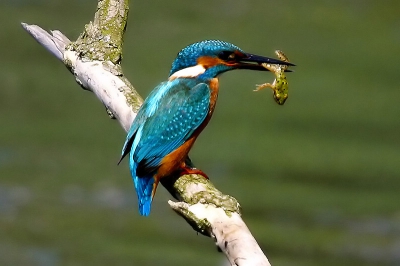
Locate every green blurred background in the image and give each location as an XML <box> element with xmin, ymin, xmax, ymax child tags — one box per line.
<box><xmin>1</xmin><ymin>0</ymin><xmax>399</xmax><ymax>265</ymax></box>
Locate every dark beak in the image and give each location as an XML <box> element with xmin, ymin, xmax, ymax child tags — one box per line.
<box><xmin>237</xmin><ymin>52</ymin><xmax>295</xmax><ymax>72</ymax></box>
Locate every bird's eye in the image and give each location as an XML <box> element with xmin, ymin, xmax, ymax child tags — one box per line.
<box><xmin>218</xmin><ymin>51</ymin><xmax>236</xmax><ymax>61</ymax></box>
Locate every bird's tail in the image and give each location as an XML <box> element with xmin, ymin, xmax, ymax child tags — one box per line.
<box><xmin>133</xmin><ymin>175</ymin><xmax>156</xmax><ymax>216</ymax></box>
<box><xmin>130</xmin><ymin>159</ymin><xmax>158</xmax><ymax>216</ymax></box>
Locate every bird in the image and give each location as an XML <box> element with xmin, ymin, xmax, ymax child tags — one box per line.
<box><xmin>118</xmin><ymin>40</ymin><xmax>295</xmax><ymax>216</ymax></box>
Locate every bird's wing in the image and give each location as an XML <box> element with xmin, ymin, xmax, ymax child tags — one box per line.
<box><xmin>119</xmin><ymin>81</ymin><xmax>173</xmax><ymax>163</ymax></box>
<box><xmin>133</xmin><ymin>80</ymin><xmax>211</xmax><ymax>174</ymax></box>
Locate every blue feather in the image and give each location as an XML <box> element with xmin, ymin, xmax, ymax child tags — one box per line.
<box><xmin>134</xmin><ymin>175</ymin><xmax>154</xmax><ymax>216</ymax></box>
<box><xmin>130</xmin><ymin>155</ymin><xmax>154</xmax><ymax>216</ymax></box>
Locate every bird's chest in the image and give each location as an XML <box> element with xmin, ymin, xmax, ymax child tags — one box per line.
<box><xmin>208</xmin><ymin>78</ymin><xmax>219</xmax><ymax>115</ymax></box>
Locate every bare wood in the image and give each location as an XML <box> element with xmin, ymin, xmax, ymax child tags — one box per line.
<box><xmin>22</xmin><ymin>0</ymin><xmax>271</xmax><ymax>265</ymax></box>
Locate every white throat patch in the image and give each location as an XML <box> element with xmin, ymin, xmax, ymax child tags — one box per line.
<box><xmin>169</xmin><ymin>64</ymin><xmax>206</xmax><ymax>80</ymax></box>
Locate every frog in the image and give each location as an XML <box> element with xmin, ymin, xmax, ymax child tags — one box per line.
<box><xmin>254</xmin><ymin>50</ymin><xmax>290</xmax><ymax>105</ymax></box>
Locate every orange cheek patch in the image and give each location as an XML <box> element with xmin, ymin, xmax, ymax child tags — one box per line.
<box><xmin>197</xmin><ymin>56</ymin><xmax>225</xmax><ymax>68</ymax></box>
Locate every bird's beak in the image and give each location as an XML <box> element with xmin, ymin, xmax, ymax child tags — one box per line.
<box><xmin>237</xmin><ymin>52</ymin><xmax>295</xmax><ymax>72</ymax></box>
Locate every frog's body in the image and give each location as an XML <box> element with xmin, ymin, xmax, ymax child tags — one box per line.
<box><xmin>254</xmin><ymin>50</ymin><xmax>289</xmax><ymax>105</ymax></box>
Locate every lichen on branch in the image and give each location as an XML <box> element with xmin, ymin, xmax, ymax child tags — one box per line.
<box><xmin>68</xmin><ymin>0</ymin><xmax>129</xmax><ymax>64</ymax></box>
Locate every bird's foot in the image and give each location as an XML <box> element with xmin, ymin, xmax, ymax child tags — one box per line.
<box><xmin>177</xmin><ymin>166</ymin><xmax>209</xmax><ymax>180</ymax></box>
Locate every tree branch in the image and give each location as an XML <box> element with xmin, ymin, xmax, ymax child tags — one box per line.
<box><xmin>22</xmin><ymin>0</ymin><xmax>271</xmax><ymax>265</ymax></box>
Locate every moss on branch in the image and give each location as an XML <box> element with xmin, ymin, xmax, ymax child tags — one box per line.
<box><xmin>67</xmin><ymin>0</ymin><xmax>129</xmax><ymax>64</ymax></box>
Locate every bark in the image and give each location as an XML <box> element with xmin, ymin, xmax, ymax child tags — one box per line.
<box><xmin>22</xmin><ymin>0</ymin><xmax>271</xmax><ymax>265</ymax></box>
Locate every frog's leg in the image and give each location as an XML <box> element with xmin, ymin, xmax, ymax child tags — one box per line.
<box><xmin>254</xmin><ymin>83</ymin><xmax>274</xmax><ymax>91</ymax></box>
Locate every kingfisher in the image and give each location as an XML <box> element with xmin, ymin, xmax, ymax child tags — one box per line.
<box><xmin>119</xmin><ymin>40</ymin><xmax>294</xmax><ymax>216</ymax></box>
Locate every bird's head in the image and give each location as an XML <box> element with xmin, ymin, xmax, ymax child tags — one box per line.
<box><xmin>169</xmin><ymin>40</ymin><xmax>294</xmax><ymax>81</ymax></box>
